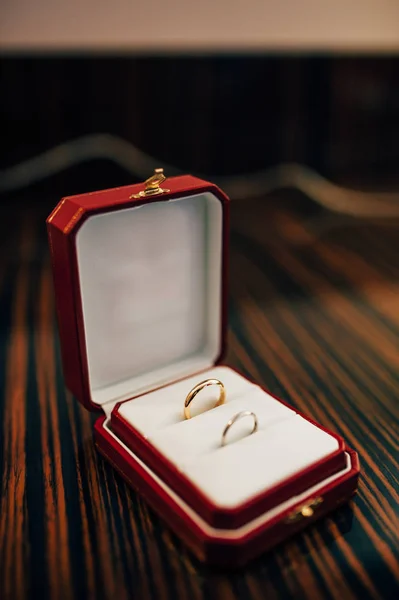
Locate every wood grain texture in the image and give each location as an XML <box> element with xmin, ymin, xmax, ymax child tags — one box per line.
<box><xmin>0</xmin><ymin>194</ymin><xmax>398</xmax><ymax>600</ymax></box>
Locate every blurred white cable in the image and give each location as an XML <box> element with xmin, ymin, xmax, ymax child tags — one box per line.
<box><xmin>1</xmin><ymin>133</ymin><xmax>399</xmax><ymax>218</ymax></box>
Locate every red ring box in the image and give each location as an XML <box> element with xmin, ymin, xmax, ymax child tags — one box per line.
<box><xmin>47</xmin><ymin>173</ymin><xmax>359</xmax><ymax>567</ymax></box>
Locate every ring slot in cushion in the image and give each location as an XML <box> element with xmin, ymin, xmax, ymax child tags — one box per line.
<box><xmin>148</xmin><ymin>389</ymin><xmax>296</xmax><ymax>468</ymax></box>
<box><xmin>117</xmin><ymin>366</ymin><xmax>257</xmax><ymax>436</ymax></box>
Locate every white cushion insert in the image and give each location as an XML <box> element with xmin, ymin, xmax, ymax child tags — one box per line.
<box><xmin>115</xmin><ymin>366</ymin><xmax>339</xmax><ymax>508</ymax></box>
<box><xmin>184</xmin><ymin>416</ymin><xmax>339</xmax><ymax>508</ymax></box>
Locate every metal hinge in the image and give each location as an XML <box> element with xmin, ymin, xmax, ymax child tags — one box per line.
<box><xmin>130</xmin><ymin>168</ymin><xmax>170</xmax><ymax>199</ymax></box>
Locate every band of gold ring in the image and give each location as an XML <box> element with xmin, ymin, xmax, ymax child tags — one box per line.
<box><xmin>184</xmin><ymin>378</ymin><xmax>226</xmax><ymax>420</ymax></box>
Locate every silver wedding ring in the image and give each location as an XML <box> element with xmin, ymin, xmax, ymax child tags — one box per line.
<box><xmin>221</xmin><ymin>410</ymin><xmax>258</xmax><ymax>447</ymax></box>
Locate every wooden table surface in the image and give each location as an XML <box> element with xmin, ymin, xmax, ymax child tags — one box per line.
<box><xmin>0</xmin><ymin>193</ymin><xmax>398</xmax><ymax>600</ymax></box>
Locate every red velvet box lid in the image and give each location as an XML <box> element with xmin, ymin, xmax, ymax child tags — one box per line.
<box><xmin>47</xmin><ymin>172</ymin><xmax>230</xmax><ymax>412</ymax></box>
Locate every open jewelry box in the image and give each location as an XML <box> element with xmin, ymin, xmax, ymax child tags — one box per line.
<box><xmin>47</xmin><ymin>171</ymin><xmax>359</xmax><ymax>567</ymax></box>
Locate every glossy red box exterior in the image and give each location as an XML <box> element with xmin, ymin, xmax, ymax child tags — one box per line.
<box><xmin>94</xmin><ymin>417</ymin><xmax>359</xmax><ymax>567</ymax></box>
<box><xmin>47</xmin><ymin>175</ymin><xmax>359</xmax><ymax>567</ymax></box>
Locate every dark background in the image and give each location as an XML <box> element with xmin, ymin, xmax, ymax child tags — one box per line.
<box><xmin>1</xmin><ymin>54</ymin><xmax>399</xmax><ymax>600</ymax></box>
<box><xmin>1</xmin><ymin>55</ymin><xmax>399</xmax><ymax>202</ymax></box>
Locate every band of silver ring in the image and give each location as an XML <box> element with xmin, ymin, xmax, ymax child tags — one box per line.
<box><xmin>221</xmin><ymin>410</ymin><xmax>258</xmax><ymax>446</ymax></box>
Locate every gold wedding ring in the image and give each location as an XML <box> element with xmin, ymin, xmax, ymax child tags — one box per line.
<box><xmin>184</xmin><ymin>378</ymin><xmax>226</xmax><ymax>420</ymax></box>
<box><xmin>221</xmin><ymin>410</ymin><xmax>258</xmax><ymax>447</ymax></box>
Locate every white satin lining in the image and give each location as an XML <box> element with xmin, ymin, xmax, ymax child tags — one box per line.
<box><xmin>75</xmin><ymin>191</ymin><xmax>223</xmax><ymax>407</ymax></box>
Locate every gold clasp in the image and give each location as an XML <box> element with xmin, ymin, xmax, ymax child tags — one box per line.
<box><xmin>285</xmin><ymin>496</ymin><xmax>323</xmax><ymax>523</ymax></box>
<box><xmin>130</xmin><ymin>168</ymin><xmax>170</xmax><ymax>199</ymax></box>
